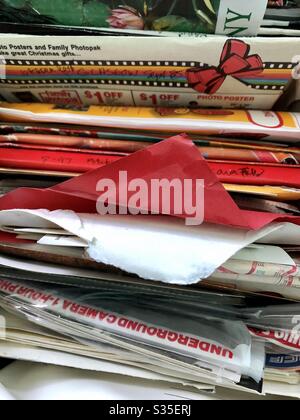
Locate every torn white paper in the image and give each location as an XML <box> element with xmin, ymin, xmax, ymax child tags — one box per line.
<box><xmin>0</xmin><ymin>209</ymin><xmax>299</xmax><ymax>285</ymax></box>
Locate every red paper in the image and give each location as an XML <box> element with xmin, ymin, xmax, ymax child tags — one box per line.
<box><xmin>0</xmin><ymin>142</ymin><xmax>129</xmax><ymax>156</ymax></box>
<box><xmin>208</xmin><ymin>160</ymin><xmax>300</xmax><ymax>187</ymax></box>
<box><xmin>0</xmin><ymin>134</ymin><xmax>299</xmax><ymax>231</ymax></box>
<box><xmin>0</xmin><ymin>148</ymin><xmax>122</xmax><ymax>172</ymax></box>
<box><xmin>2</xmin><ymin>144</ymin><xmax>297</xmax><ymax>187</ymax></box>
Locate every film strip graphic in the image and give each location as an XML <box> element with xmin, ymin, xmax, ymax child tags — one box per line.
<box><xmin>0</xmin><ymin>59</ymin><xmax>295</xmax><ymax>91</ymax></box>
<box><xmin>0</xmin><ymin>59</ymin><xmax>201</xmax><ymax>66</ymax></box>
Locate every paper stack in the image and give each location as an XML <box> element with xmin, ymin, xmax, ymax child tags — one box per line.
<box><xmin>0</xmin><ymin>1</ymin><xmax>299</xmax><ymax>401</ymax></box>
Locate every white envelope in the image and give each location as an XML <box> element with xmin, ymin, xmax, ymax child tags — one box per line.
<box><xmin>0</xmin><ymin>360</ymin><xmax>211</xmax><ymax>401</ymax></box>
<box><xmin>0</xmin><ymin>209</ymin><xmax>300</xmax><ymax>285</ymax></box>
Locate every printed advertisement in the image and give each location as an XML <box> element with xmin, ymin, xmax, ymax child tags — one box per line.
<box><xmin>0</xmin><ymin>35</ymin><xmax>297</xmax><ymax>109</ymax></box>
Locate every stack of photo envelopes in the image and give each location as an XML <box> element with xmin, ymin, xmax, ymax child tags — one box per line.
<box><xmin>0</xmin><ymin>103</ymin><xmax>299</xmax><ymax>399</ymax></box>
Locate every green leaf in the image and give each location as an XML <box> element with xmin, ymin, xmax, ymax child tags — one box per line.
<box><xmin>4</xmin><ymin>0</ymin><xmax>27</xmax><ymax>7</ymax></box>
<box><xmin>22</xmin><ymin>0</ymin><xmax>110</xmax><ymax>26</ymax></box>
<box><xmin>211</xmin><ymin>0</ymin><xmax>220</xmax><ymax>12</ymax></box>
<box><xmin>30</xmin><ymin>0</ymin><xmax>84</xmax><ymax>26</ymax></box>
<box><xmin>82</xmin><ymin>0</ymin><xmax>111</xmax><ymax>27</ymax></box>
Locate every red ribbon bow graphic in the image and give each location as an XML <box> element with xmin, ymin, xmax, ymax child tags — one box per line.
<box><xmin>186</xmin><ymin>39</ymin><xmax>264</xmax><ymax>94</ymax></box>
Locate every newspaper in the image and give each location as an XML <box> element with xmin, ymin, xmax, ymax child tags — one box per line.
<box><xmin>0</xmin><ymin>279</ymin><xmax>265</xmax><ymax>385</ymax></box>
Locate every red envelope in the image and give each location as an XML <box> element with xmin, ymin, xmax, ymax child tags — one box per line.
<box><xmin>0</xmin><ymin>134</ymin><xmax>299</xmax><ymax>231</ymax></box>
